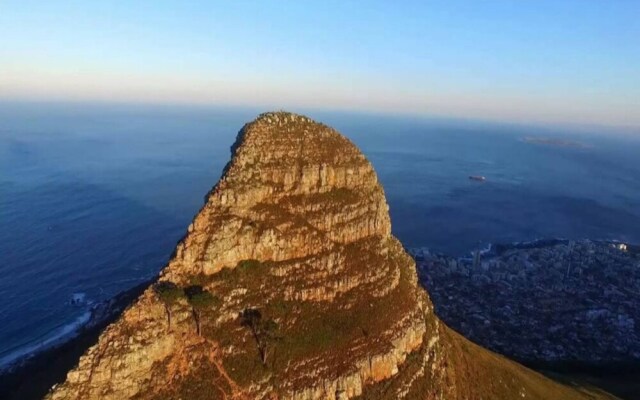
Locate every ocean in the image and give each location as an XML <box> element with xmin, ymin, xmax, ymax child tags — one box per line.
<box><xmin>1</xmin><ymin>101</ymin><xmax>640</xmax><ymax>367</ymax></box>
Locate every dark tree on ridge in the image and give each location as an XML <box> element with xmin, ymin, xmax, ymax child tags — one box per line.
<box><xmin>153</xmin><ymin>281</ymin><xmax>184</xmax><ymax>331</ymax></box>
<box><xmin>240</xmin><ymin>308</ymin><xmax>280</xmax><ymax>366</ymax></box>
<box><xmin>185</xmin><ymin>285</ymin><xmax>220</xmax><ymax>336</ymax></box>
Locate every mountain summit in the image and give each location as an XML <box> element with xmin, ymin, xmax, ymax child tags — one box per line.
<box><xmin>47</xmin><ymin>112</ymin><xmax>612</xmax><ymax>399</ymax></box>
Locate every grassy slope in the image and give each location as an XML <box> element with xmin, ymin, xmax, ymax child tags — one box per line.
<box><xmin>438</xmin><ymin>327</ymin><xmax>617</xmax><ymax>400</ymax></box>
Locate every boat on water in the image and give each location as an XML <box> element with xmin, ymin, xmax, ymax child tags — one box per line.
<box><xmin>469</xmin><ymin>175</ymin><xmax>486</xmax><ymax>182</ymax></box>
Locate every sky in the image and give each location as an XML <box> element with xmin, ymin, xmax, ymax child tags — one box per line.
<box><xmin>1</xmin><ymin>0</ymin><xmax>639</xmax><ymax>128</ymax></box>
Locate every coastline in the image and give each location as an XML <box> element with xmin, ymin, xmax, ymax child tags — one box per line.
<box><xmin>0</xmin><ymin>280</ymin><xmax>151</xmax><ymax>400</ymax></box>
<box><xmin>0</xmin><ymin>311</ymin><xmax>92</xmax><ymax>372</ymax></box>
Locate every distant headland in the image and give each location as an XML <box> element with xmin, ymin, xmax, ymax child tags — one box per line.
<box><xmin>522</xmin><ymin>136</ymin><xmax>590</xmax><ymax>148</ymax></box>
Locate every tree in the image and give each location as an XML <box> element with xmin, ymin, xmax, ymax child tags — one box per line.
<box><xmin>240</xmin><ymin>308</ymin><xmax>280</xmax><ymax>366</ymax></box>
<box><xmin>153</xmin><ymin>281</ymin><xmax>184</xmax><ymax>331</ymax></box>
<box><xmin>185</xmin><ymin>285</ymin><xmax>220</xmax><ymax>336</ymax></box>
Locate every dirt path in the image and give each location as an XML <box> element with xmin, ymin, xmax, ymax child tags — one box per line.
<box><xmin>205</xmin><ymin>339</ymin><xmax>248</xmax><ymax>400</ymax></box>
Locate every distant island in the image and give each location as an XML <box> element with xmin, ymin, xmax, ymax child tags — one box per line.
<box><xmin>522</xmin><ymin>136</ymin><xmax>590</xmax><ymax>148</ymax></box>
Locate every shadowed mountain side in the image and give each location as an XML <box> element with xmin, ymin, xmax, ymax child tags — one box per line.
<box><xmin>45</xmin><ymin>112</ymin><xmax>616</xmax><ymax>399</ymax></box>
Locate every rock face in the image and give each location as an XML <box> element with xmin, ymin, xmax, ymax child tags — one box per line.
<box><xmin>46</xmin><ymin>112</ymin><xmax>614</xmax><ymax>400</ymax></box>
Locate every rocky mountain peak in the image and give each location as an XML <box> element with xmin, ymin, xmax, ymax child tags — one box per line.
<box><xmin>47</xmin><ymin>112</ymin><xmax>614</xmax><ymax>400</ymax></box>
<box><xmin>164</xmin><ymin>111</ymin><xmax>390</xmax><ymax>282</ymax></box>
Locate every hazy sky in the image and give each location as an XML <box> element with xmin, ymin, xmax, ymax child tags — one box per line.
<box><xmin>1</xmin><ymin>1</ymin><xmax>639</xmax><ymax>128</ymax></box>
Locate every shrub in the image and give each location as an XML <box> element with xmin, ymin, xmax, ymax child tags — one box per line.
<box><xmin>237</xmin><ymin>259</ymin><xmax>262</xmax><ymax>273</ymax></box>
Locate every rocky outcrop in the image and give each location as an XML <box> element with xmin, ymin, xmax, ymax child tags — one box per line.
<box><xmin>46</xmin><ymin>112</ymin><xmax>614</xmax><ymax>400</ymax></box>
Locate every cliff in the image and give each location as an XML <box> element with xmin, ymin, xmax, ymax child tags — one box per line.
<box><xmin>46</xmin><ymin>112</ymin><xmax>614</xmax><ymax>400</ymax></box>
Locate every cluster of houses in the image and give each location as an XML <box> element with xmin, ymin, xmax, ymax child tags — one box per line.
<box><xmin>411</xmin><ymin>240</ymin><xmax>640</xmax><ymax>364</ymax></box>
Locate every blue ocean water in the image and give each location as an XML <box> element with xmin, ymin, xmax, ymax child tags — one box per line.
<box><xmin>1</xmin><ymin>102</ymin><xmax>639</xmax><ymax>365</ymax></box>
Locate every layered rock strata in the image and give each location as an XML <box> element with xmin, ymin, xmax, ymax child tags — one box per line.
<box><xmin>47</xmin><ymin>112</ymin><xmax>613</xmax><ymax>400</ymax></box>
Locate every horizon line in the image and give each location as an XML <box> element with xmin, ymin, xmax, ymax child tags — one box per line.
<box><xmin>1</xmin><ymin>95</ymin><xmax>638</xmax><ymax>135</ymax></box>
